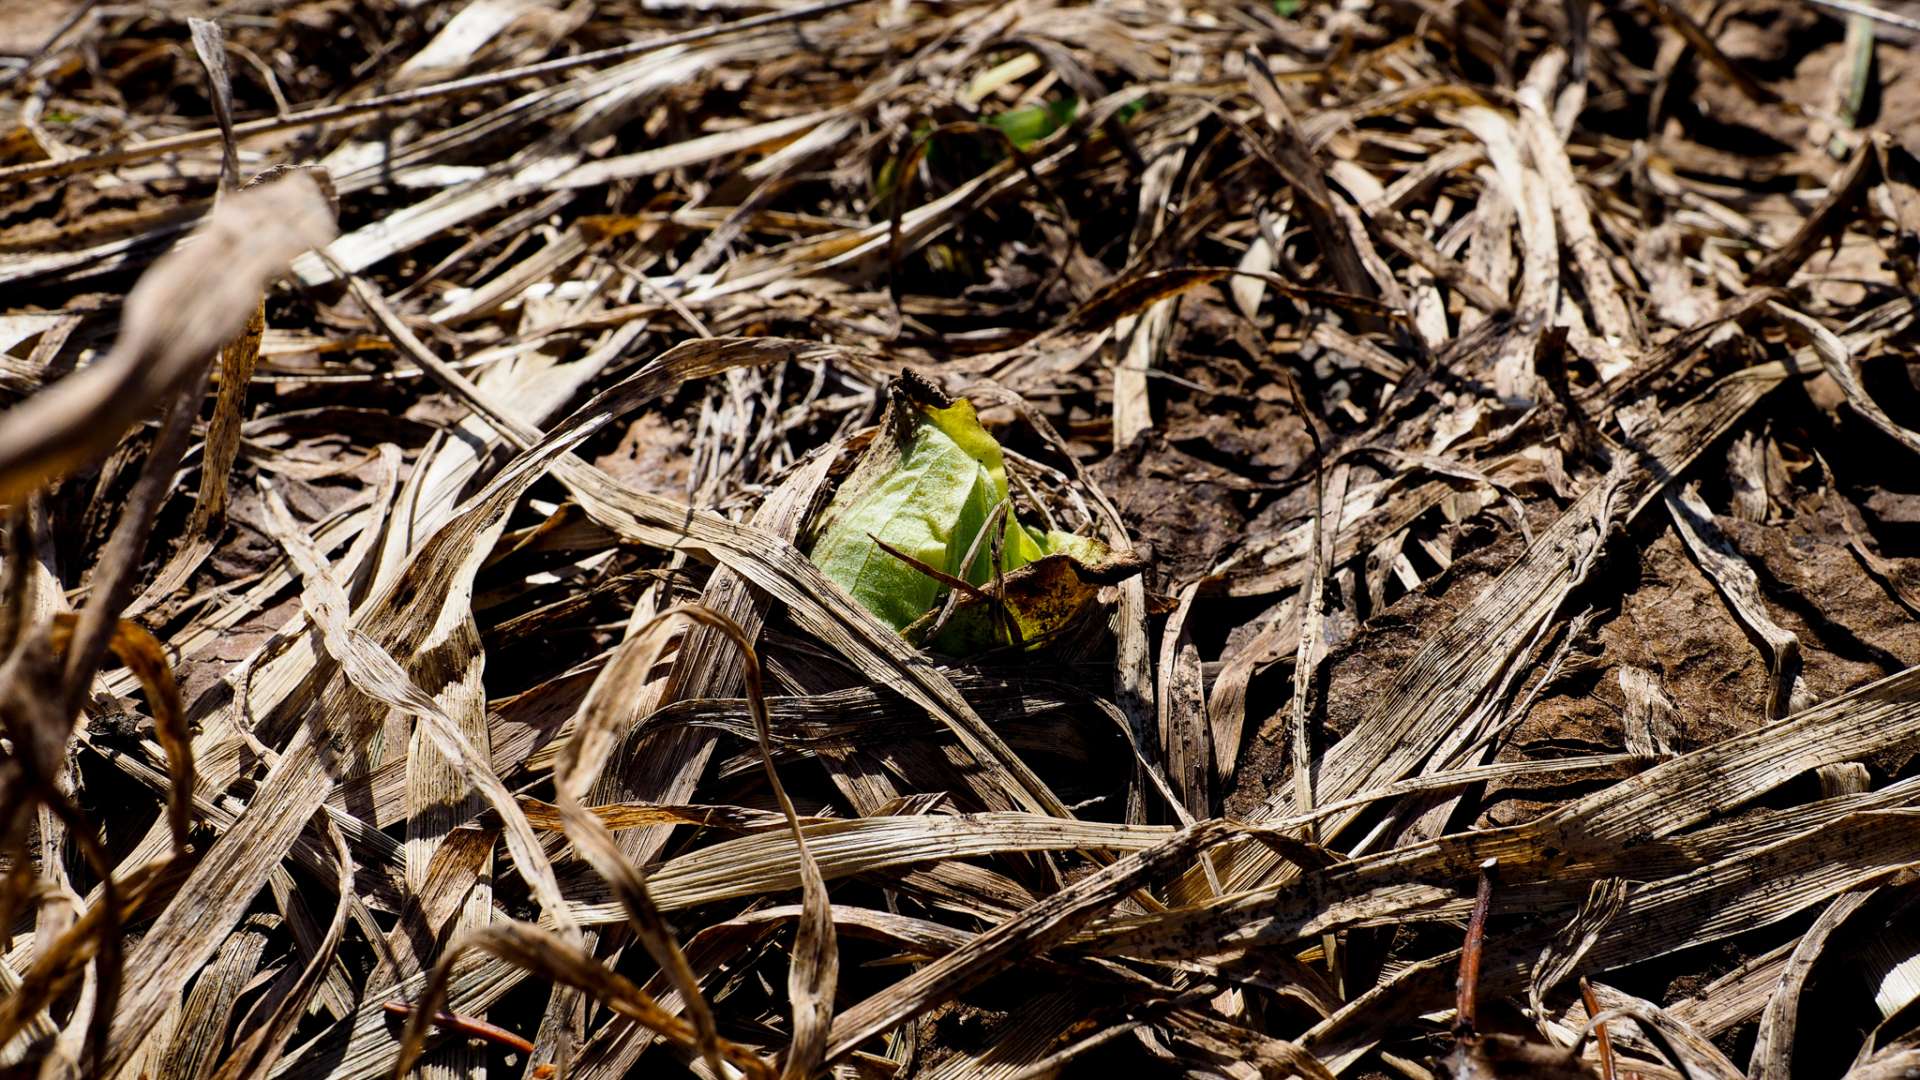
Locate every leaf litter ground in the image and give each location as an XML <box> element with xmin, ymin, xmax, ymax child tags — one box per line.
<box><xmin>3</xmin><ymin>0</ymin><xmax>1920</xmax><ymax>1078</ymax></box>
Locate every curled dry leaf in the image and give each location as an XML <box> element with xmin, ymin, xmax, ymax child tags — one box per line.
<box><xmin>0</xmin><ymin>171</ymin><xmax>335</xmax><ymax>502</ymax></box>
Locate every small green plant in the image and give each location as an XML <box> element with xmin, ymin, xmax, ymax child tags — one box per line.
<box><xmin>808</xmin><ymin>374</ymin><xmax>1138</xmax><ymax>653</ymax></box>
<box><xmin>985</xmin><ymin>97</ymin><xmax>1079</xmax><ymax>149</ymax></box>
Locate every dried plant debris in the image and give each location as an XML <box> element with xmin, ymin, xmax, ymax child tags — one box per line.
<box><xmin>5</xmin><ymin>0</ymin><xmax>1920</xmax><ymax>1077</ymax></box>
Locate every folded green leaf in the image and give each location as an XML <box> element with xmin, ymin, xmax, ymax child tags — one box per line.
<box><xmin>986</xmin><ymin>97</ymin><xmax>1078</xmax><ymax>149</ymax></box>
<box><xmin>807</xmin><ymin>373</ymin><xmax>1138</xmax><ymax>650</ymax></box>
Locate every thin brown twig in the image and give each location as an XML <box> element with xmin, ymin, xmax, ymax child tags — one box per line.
<box><xmin>1455</xmin><ymin>858</ymin><xmax>1497</xmax><ymax>1038</ymax></box>
<box><xmin>1581</xmin><ymin>977</ymin><xmax>1617</xmax><ymax>1080</ymax></box>
<box><xmin>381</xmin><ymin>1001</ymin><xmax>536</xmax><ymax>1055</ymax></box>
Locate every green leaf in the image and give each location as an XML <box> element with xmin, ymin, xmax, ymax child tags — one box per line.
<box><xmin>807</xmin><ymin>375</ymin><xmax>1136</xmax><ymax>651</ymax></box>
<box><xmin>985</xmin><ymin>97</ymin><xmax>1078</xmax><ymax>150</ymax></box>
